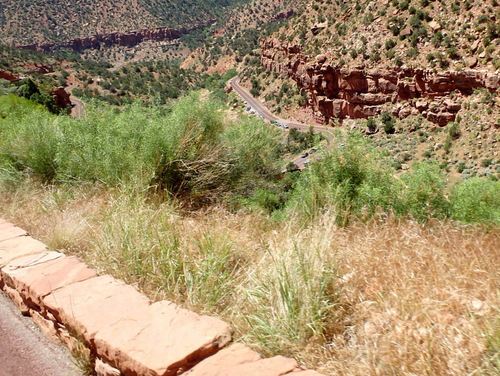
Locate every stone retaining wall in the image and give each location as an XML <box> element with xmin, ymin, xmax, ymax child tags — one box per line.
<box><xmin>0</xmin><ymin>218</ymin><xmax>324</xmax><ymax>376</ymax></box>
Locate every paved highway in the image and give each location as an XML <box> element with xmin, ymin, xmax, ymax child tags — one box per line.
<box><xmin>65</xmin><ymin>83</ymin><xmax>85</xmax><ymax>119</ymax></box>
<box><xmin>229</xmin><ymin>77</ymin><xmax>333</xmax><ymax>170</ymax></box>
<box><xmin>0</xmin><ymin>291</ymin><xmax>82</xmax><ymax>376</ymax></box>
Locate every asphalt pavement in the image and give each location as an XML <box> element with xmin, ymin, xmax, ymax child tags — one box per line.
<box><xmin>0</xmin><ymin>291</ymin><xmax>82</xmax><ymax>376</ymax></box>
<box><xmin>230</xmin><ymin>77</ymin><xmax>334</xmax><ymax>170</ymax></box>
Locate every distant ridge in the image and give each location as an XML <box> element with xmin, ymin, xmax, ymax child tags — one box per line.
<box><xmin>18</xmin><ymin>23</ymin><xmax>214</xmax><ymax>53</ymax></box>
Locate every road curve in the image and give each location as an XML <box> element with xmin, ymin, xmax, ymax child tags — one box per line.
<box><xmin>229</xmin><ymin>77</ymin><xmax>333</xmax><ymax>170</ymax></box>
<box><xmin>230</xmin><ymin>77</ymin><xmax>334</xmax><ymax>135</ymax></box>
<box><xmin>70</xmin><ymin>96</ymin><xmax>85</xmax><ymax>119</ymax></box>
<box><xmin>65</xmin><ymin>83</ymin><xmax>85</xmax><ymax>119</ymax></box>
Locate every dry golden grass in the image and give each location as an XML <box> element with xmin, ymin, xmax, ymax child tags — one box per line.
<box><xmin>0</xmin><ymin>183</ymin><xmax>498</xmax><ymax>376</ymax></box>
<box><xmin>310</xmin><ymin>218</ymin><xmax>500</xmax><ymax>375</ymax></box>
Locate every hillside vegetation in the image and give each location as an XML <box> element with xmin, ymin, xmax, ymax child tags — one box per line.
<box><xmin>0</xmin><ymin>0</ymin><xmax>499</xmax><ymax>374</ymax></box>
<box><xmin>272</xmin><ymin>0</ymin><xmax>500</xmax><ymax>71</ymax></box>
<box><xmin>0</xmin><ymin>95</ymin><xmax>498</xmax><ymax>375</ymax></box>
<box><xmin>0</xmin><ymin>0</ymin><xmax>244</xmax><ymax>45</ymax></box>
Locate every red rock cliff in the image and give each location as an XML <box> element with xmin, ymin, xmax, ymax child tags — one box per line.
<box><xmin>260</xmin><ymin>38</ymin><xmax>500</xmax><ymax>125</ymax></box>
<box><xmin>18</xmin><ymin>25</ymin><xmax>206</xmax><ymax>53</ymax></box>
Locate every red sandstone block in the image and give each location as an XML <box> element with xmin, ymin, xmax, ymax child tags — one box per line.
<box><xmin>0</xmin><ymin>222</ymin><xmax>27</xmax><ymax>242</ymax></box>
<box><xmin>186</xmin><ymin>355</ymin><xmax>299</xmax><ymax>376</ymax></box>
<box><xmin>2</xmin><ymin>283</ymin><xmax>29</xmax><ymax>315</ymax></box>
<box><xmin>2</xmin><ymin>252</ymin><xmax>97</xmax><ymax>309</ymax></box>
<box><xmin>0</xmin><ymin>236</ymin><xmax>47</xmax><ymax>267</ymax></box>
<box><xmin>94</xmin><ymin>300</ymin><xmax>232</xmax><ymax>376</ymax></box>
<box><xmin>42</xmin><ymin>275</ymin><xmax>151</xmax><ymax>348</ymax></box>
<box><xmin>185</xmin><ymin>346</ymin><xmax>327</xmax><ymax>376</ymax></box>
<box><xmin>184</xmin><ymin>343</ymin><xmax>262</xmax><ymax>376</ymax></box>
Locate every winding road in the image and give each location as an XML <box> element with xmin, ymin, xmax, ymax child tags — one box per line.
<box><xmin>229</xmin><ymin>77</ymin><xmax>333</xmax><ymax>170</ymax></box>
<box><xmin>65</xmin><ymin>83</ymin><xmax>85</xmax><ymax>119</ymax></box>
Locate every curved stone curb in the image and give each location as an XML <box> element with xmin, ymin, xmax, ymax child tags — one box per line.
<box><xmin>0</xmin><ymin>218</ymin><xmax>325</xmax><ymax>376</ymax></box>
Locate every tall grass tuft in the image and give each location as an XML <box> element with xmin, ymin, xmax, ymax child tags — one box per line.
<box><xmin>239</xmin><ymin>219</ymin><xmax>339</xmax><ymax>355</ymax></box>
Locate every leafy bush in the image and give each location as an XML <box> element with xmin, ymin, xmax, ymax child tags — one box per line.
<box><xmin>367</xmin><ymin>118</ymin><xmax>377</xmax><ymax>132</ymax></box>
<box><xmin>448</xmin><ymin>122</ymin><xmax>461</xmax><ymax>140</ymax></box>
<box><xmin>381</xmin><ymin>111</ymin><xmax>396</xmax><ymax>134</ymax></box>
<box><xmin>385</xmin><ymin>39</ymin><xmax>397</xmax><ymax>50</ymax></box>
<box><xmin>0</xmin><ymin>94</ymin><xmax>282</xmax><ymax>202</ymax></box>
<box><xmin>451</xmin><ymin>178</ymin><xmax>500</xmax><ymax>224</ymax></box>
<box><xmin>400</xmin><ymin>162</ymin><xmax>450</xmax><ymax>221</ymax></box>
<box><xmin>286</xmin><ymin>134</ymin><xmax>400</xmax><ymax>224</ymax></box>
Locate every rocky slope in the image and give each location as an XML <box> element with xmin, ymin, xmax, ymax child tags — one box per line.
<box><xmin>241</xmin><ymin>0</ymin><xmax>500</xmax><ymax>126</ymax></box>
<box><xmin>181</xmin><ymin>0</ymin><xmax>303</xmax><ymax>73</ymax></box>
<box><xmin>18</xmin><ymin>25</ymin><xmax>206</xmax><ymax>53</ymax></box>
<box><xmin>0</xmin><ymin>0</ymin><xmax>241</xmax><ymax>46</ymax></box>
<box><xmin>261</xmin><ymin>38</ymin><xmax>500</xmax><ymax>124</ymax></box>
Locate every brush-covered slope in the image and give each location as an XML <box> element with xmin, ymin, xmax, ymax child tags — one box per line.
<box><xmin>269</xmin><ymin>0</ymin><xmax>500</xmax><ymax>71</ymax></box>
<box><xmin>0</xmin><ymin>0</ymin><xmax>243</xmax><ymax>46</ymax></box>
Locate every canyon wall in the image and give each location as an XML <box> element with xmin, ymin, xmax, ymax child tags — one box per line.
<box><xmin>18</xmin><ymin>25</ymin><xmax>200</xmax><ymax>53</ymax></box>
<box><xmin>261</xmin><ymin>38</ymin><xmax>500</xmax><ymax>125</ymax></box>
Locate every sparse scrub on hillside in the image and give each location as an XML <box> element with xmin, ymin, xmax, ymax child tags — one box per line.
<box><xmin>283</xmin><ymin>133</ymin><xmax>500</xmax><ymax>226</ymax></box>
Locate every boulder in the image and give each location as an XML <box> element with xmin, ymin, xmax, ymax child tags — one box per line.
<box><xmin>465</xmin><ymin>56</ymin><xmax>478</xmax><ymax>68</ymax></box>
<box><xmin>428</xmin><ymin>21</ymin><xmax>442</xmax><ymax>32</ymax></box>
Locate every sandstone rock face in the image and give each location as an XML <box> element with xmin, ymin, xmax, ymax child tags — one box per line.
<box><xmin>42</xmin><ymin>275</ymin><xmax>151</xmax><ymax>348</ymax></box>
<box><xmin>18</xmin><ymin>25</ymin><xmax>202</xmax><ymax>53</ymax></box>
<box><xmin>0</xmin><ymin>71</ymin><xmax>18</xmax><ymax>81</ymax></box>
<box><xmin>1</xmin><ymin>252</ymin><xmax>97</xmax><ymax>308</ymax></box>
<box><xmin>52</xmin><ymin>87</ymin><xmax>72</xmax><ymax>110</ymax></box>
<box><xmin>0</xmin><ymin>235</ymin><xmax>47</xmax><ymax>267</ymax></box>
<box><xmin>94</xmin><ymin>300</ymin><xmax>232</xmax><ymax>376</ymax></box>
<box><xmin>260</xmin><ymin>38</ymin><xmax>499</xmax><ymax>125</ymax></box>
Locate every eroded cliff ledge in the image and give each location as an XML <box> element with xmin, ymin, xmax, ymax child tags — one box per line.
<box><xmin>18</xmin><ymin>24</ymin><xmax>209</xmax><ymax>53</ymax></box>
<box><xmin>261</xmin><ymin>38</ymin><xmax>500</xmax><ymax>125</ymax></box>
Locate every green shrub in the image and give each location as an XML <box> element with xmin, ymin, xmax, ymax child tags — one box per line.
<box><xmin>385</xmin><ymin>39</ymin><xmax>397</xmax><ymax>50</ymax></box>
<box><xmin>451</xmin><ymin>178</ymin><xmax>500</xmax><ymax>224</ymax></box>
<box><xmin>381</xmin><ymin>111</ymin><xmax>396</xmax><ymax>134</ymax></box>
<box><xmin>481</xmin><ymin>158</ymin><xmax>493</xmax><ymax>168</ymax></box>
<box><xmin>286</xmin><ymin>134</ymin><xmax>400</xmax><ymax>224</ymax></box>
<box><xmin>400</xmin><ymin>162</ymin><xmax>450</xmax><ymax>221</ymax></box>
<box><xmin>0</xmin><ymin>93</ymin><xmax>282</xmax><ymax>201</ymax></box>
<box><xmin>367</xmin><ymin>118</ymin><xmax>377</xmax><ymax>132</ymax></box>
<box><xmin>448</xmin><ymin>122</ymin><xmax>461</xmax><ymax>140</ymax></box>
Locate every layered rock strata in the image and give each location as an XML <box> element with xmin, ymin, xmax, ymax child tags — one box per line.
<box><xmin>18</xmin><ymin>25</ymin><xmax>203</xmax><ymax>53</ymax></box>
<box><xmin>261</xmin><ymin>38</ymin><xmax>500</xmax><ymax>125</ymax></box>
